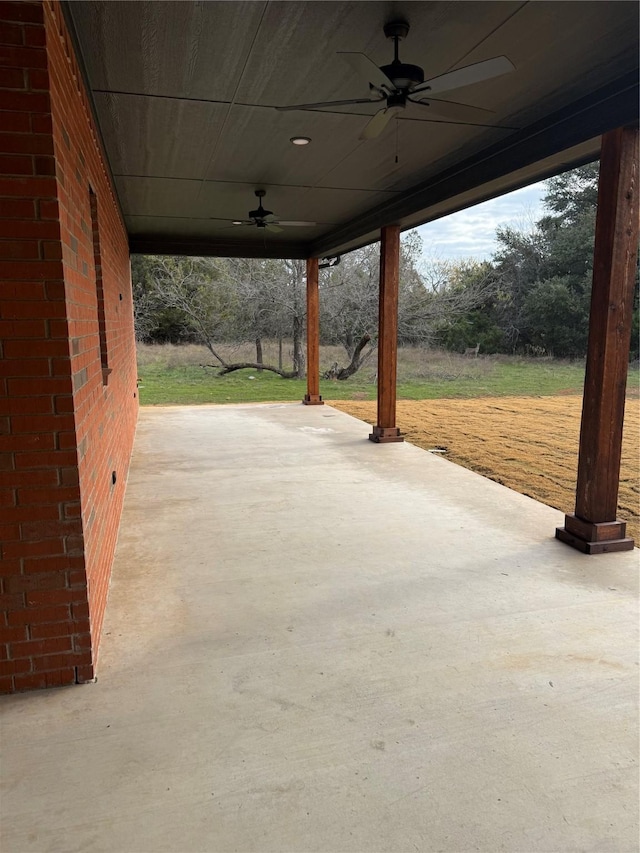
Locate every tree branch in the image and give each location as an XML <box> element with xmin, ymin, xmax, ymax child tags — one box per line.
<box><xmin>211</xmin><ymin>362</ymin><xmax>298</xmax><ymax>378</ymax></box>
<box><xmin>324</xmin><ymin>333</ymin><xmax>373</xmax><ymax>380</ymax></box>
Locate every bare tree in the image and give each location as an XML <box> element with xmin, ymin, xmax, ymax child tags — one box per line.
<box><xmin>229</xmin><ymin>257</ymin><xmax>283</xmax><ymax>370</ymax></box>
<box><xmin>320</xmin><ymin>234</ymin><xmax>499</xmax><ymax>379</ymax></box>
<box><xmin>148</xmin><ymin>256</ymin><xmax>238</xmax><ymax>365</ymax></box>
<box><xmin>400</xmin><ymin>256</ymin><xmax>498</xmax><ymax>346</ymax></box>
<box><xmin>320</xmin><ymin>243</ymin><xmax>379</xmax><ymax>378</ymax></box>
<box><xmin>227</xmin><ymin>257</ymin><xmax>307</xmax><ymax>378</ymax></box>
<box><xmin>133</xmin><ymin>235</ymin><xmax>498</xmax><ymax>380</ymax></box>
<box><xmin>281</xmin><ymin>259</ymin><xmax>306</xmax><ymax>378</ymax></box>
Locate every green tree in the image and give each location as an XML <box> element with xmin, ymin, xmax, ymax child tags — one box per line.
<box><xmin>542</xmin><ymin>163</ymin><xmax>599</xmax><ymax>223</ymax></box>
<box><xmin>431</xmin><ymin>260</ymin><xmax>503</xmax><ymax>353</ymax></box>
<box><xmin>523</xmin><ymin>276</ymin><xmax>590</xmax><ymax>357</ymax></box>
<box><xmin>491</xmin><ymin>225</ymin><xmax>547</xmax><ymax>352</ymax></box>
<box><xmin>483</xmin><ymin>163</ymin><xmax>602</xmax><ymax>356</ymax></box>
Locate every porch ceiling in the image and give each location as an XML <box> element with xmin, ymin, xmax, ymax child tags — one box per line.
<box><xmin>63</xmin><ymin>1</ymin><xmax>639</xmax><ymax>259</ymax></box>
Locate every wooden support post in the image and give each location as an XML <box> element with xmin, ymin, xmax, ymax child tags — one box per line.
<box><xmin>370</xmin><ymin>225</ymin><xmax>403</xmax><ymax>443</ymax></box>
<box><xmin>303</xmin><ymin>256</ymin><xmax>323</xmax><ymax>405</ymax></box>
<box><xmin>556</xmin><ymin>126</ymin><xmax>639</xmax><ymax>554</ymax></box>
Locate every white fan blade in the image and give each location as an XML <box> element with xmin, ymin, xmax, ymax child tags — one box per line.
<box><xmin>338</xmin><ymin>52</ymin><xmax>395</xmax><ymax>93</ymax></box>
<box><xmin>412</xmin><ymin>56</ymin><xmax>515</xmax><ymax>96</ymax></box>
<box><xmin>408</xmin><ymin>96</ymin><xmax>495</xmax><ymax>122</ymax></box>
<box><xmin>360</xmin><ymin>106</ymin><xmax>401</xmax><ymax>140</ymax></box>
<box><xmin>276</xmin><ymin>220</ymin><xmax>317</xmax><ymax>227</ymax></box>
<box><xmin>265</xmin><ymin>223</ymin><xmax>284</xmax><ymax>233</ymax></box>
<box><xmin>277</xmin><ymin>96</ymin><xmax>384</xmax><ymax>111</ymax></box>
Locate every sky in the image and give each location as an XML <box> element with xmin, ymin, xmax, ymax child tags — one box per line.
<box><xmin>414</xmin><ymin>181</ymin><xmax>547</xmax><ymax>263</ymax></box>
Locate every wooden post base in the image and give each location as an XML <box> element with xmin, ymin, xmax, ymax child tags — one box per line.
<box><xmin>556</xmin><ymin>514</ymin><xmax>634</xmax><ymax>553</ymax></box>
<box><xmin>369</xmin><ymin>426</ymin><xmax>404</xmax><ymax>444</ymax></box>
<box><xmin>302</xmin><ymin>394</ymin><xmax>323</xmax><ymax>405</ymax></box>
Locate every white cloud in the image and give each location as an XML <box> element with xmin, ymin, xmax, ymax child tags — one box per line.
<box><xmin>414</xmin><ymin>182</ymin><xmax>547</xmax><ymax>262</ymax></box>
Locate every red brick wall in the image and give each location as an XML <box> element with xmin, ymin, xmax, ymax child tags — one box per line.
<box><xmin>45</xmin><ymin>0</ymin><xmax>138</xmax><ymax>662</ymax></box>
<box><xmin>0</xmin><ymin>0</ymin><xmax>138</xmax><ymax>693</ymax></box>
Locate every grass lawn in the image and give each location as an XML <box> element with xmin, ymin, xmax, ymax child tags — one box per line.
<box><xmin>136</xmin><ymin>343</ymin><xmax>636</xmax><ymax>406</ymax></box>
<box><xmin>136</xmin><ymin>342</ymin><xmax>639</xmax><ymax>541</ymax></box>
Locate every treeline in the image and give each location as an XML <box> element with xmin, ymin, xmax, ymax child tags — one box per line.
<box><xmin>131</xmin><ymin>164</ymin><xmax>639</xmax><ymax>376</ymax></box>
<box><xmin>441</xmin><ymin>162</ymin><xmax>638</xmax><ymax>359</ymax></box>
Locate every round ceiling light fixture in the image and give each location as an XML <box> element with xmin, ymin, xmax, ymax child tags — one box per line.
<box><xmin>290</xmin><ymin>136</ymin><xmax>311</xmax><ymax>145</ymax></box>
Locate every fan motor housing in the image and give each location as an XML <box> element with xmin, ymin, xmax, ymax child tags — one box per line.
<box><xmin>381</xmin><ymin>62</ymin><xmax>424</xmax><ymax>90</ymax></box>
<box><xmin>249</xmin><ymin>207</ymin><xmax>272</xmax><ymax>219</ymax></box>
<box><xmin>387</xmin><ymin>92</ymin><xmax>407</xmax><ymax>109</ymax></box>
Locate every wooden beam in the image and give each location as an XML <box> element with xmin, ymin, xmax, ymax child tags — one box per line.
<box><xmin>370</xmin><ymin>225</ymin><xmax>403</xmax><ymax>443</ymax></box>
<box><xmin>303</xmin><ymin>257</ymin><xmax>323</xmax><ymax>405</ymax></box>
<box><xmin>129</xmin><ymin>235</ymin><xmax>310</xmax><ymax>260</ymax></box>
<box><xmin>311</xmin><ymin>73</ymin><xmax>639</xmax><ymax>259</ymax></box>
<box><xmin>556</xmin><ymin>126</ymin><xmax>639</xmax><ymax>553</ymax></box>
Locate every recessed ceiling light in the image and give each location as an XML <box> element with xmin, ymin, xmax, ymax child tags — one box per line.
<box><xmin>290</xmin><ymin>136</ymin><xmax>311</xmax><ymax>145</ymax></box>
<box><xmin>232</xmin><ymin>220</ymin><xmax>243</xmax><ymax>225</ymax></box>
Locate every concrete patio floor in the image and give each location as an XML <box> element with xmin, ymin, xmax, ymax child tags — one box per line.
<box><xmin>1</xmin><ymin>403</ymin><xmax>638</xmax><ymax>853</ymax></box>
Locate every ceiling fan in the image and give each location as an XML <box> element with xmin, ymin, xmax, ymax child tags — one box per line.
<box><xmin>230</xmin><ymin>190</ymin><xmax>315</xmax><ymax>233</ymax></box>
<box><xmin>277</xmin><ymin>20</ymin><xmax>515</xmax><ymax>140</ymax></box>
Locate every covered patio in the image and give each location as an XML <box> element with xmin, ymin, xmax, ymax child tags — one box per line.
<box><xmin>1</xmin><ymin>0</ymin><xmax>638</xmax><ymax>694</ymax></box>
<box><xmin>1</xmin><ymin>403</ymin><xmax>637</xmax><ymax>851</ymax></box>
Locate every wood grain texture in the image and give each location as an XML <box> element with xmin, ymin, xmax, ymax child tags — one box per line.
<box><xmin>303</xmin><ymin>257</ymin><xmax>323</xmax><ymax>404</ymax></box>
<box><xmin>376</xmin><ymin>225</ymin><xmax>400</xmax><ymax>431</ymax></box>
<box><xmin>575</xmin><ymin>126</ymin><xmax>639</xmax><ymax>523</ymax></box>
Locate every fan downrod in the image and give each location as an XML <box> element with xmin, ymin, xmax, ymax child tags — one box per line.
<box><xmin>380</xmin><ymin>20</ymin><xmax>423</xmax><ymax>91</ymax></box>
<box><xmin>249</xmin><ymin>189</ymin><xmax>272</xmax><ymax>224</ymax></box>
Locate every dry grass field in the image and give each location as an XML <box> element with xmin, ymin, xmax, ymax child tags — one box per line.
<box><xmin>331</xmin><ymin>396</ymin><xmax>640</xmax><ymax>543</ymax></box>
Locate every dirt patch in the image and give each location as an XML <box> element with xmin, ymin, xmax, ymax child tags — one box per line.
<box><xmin>331</xmin><ymin>396</ymin><xmax>639</xmax><ymax>544</ymax></box>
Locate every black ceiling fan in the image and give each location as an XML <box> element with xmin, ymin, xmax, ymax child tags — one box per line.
<box><xmin>230</xmin><ymin>189</ymin><xmax>316</xmax><ymax>233</ymax></box>
<box><xmin>277</xmin><ymin>20</ymin><xmax>515</xmax><ymax>139</ymax></box>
